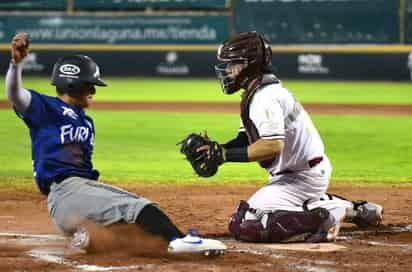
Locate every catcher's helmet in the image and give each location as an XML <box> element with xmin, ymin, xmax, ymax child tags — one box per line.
<box><xmin>214</xmin><ymin>32</ymin><xmax>272</xmax><ymax>94</ymax></box>
<box><xmin>51</xmin><ymin>55</ymin><xmax>107</xmax><ymax>96</ymax></box>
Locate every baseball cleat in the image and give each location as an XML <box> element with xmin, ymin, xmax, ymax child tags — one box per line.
<box><xmin>168</xmin><ymin>233</ymin><xmax>227</xmax><ymax>256</ymax></box>
<box><xmin>305</xmin><ymin>223</ymin><xmax>340</xmax><ymax>243</ymax></box>
<box><xmin>351</xmin><ymin>201</ymin><xmax>383</xmax><ymax>228</ymax></box>
<box><xmin>70</xmin><ymin>226</ymin><xmax>90</xmax><ymax>251</ymax></box>
<box><xmin>203</xmin><ymin>249</ymin><xmax>226</xmax><ymax>256</ymax></box>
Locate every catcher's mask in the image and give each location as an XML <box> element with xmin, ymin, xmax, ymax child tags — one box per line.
<box><xmin>51</xmin><ymin>55</ymin><xmax>107</xmax><ymax>97</ymax></box>
<box><xmin>214</xmin><ymin>32</ymin><xmax>272</xmax><ymax>95</ymax></box>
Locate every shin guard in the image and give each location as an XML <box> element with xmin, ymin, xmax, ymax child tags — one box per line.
<box><xmin>228</xmin><ymin>201</ymin><xmax>330</xmax><ymax>242</ymax></box>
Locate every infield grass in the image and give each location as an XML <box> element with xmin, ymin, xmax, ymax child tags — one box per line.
<box><xmin>0</xmin><ymin>109</ymin><xmax>411</xmax><ymax>186</ymax></box>
<box><xmin>0</xmin><ymin>78</ymin><xmax>411</xmax><ymax>104</ymax></box>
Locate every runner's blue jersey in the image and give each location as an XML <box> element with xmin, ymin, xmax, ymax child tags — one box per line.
<box><xmin>15</xmin><ymin>90</ymin><xmax>99</xmax><ymax>195</ymax></box>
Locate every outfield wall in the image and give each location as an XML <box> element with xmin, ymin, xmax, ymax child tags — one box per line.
<box><xmin>0</xmin><ymin>1</ymin><xmax>411</xmax><ymax>80</ymax></box>
<box><xmin>0</xmin><ymin>1</ymin><xmax>410</xmax><ymax>45</ymax></box>
<box><xmin>1</xmin><ymin>48</ymin><xmax>411</xmax><ymax>81</ymax></box>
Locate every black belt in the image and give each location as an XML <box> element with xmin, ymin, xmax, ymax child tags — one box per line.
<box><xmin>53</xmin><ymin>174</ymin><xmax>74</xmax><ymax>184</ymax></box>
<box><xmin>274</xmin><ymin>156</ymin><xmax>323</xmax><ymax>176</ymax></box>
<box><xmin>44</xmin><ymin>174</ymin><xmax>74</xmax><ymax>195</ymax></box>
<box><xmin>308</xmin><ymin>156</ymin><xmax>323</xmax><ymax>168</ymax></box>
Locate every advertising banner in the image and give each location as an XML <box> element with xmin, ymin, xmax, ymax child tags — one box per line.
<box><xmin>74</xmin><ymin>0</ymin><xmax>228</xmax><ymax>10</ymax></box>
<box><xmin>0</xmin><ymin>50</ymin><xmax>411</xmax><ymax>81</ymax></box>
<box><xmin>407</xmin><ymin>0</ymin><xmax>412</xmax><ymax>44</ymax></box>
<box><xmin>0</xmin><ymin>15</ymin><xmax>229</xmax><ymax>45</ymax></box>
<box><xmin>0</xmin><ymin>0</ymin><xmax>65</xmax><ymax>10</ymax></box>
<box><xmin>271</xmin><ymin>52</ymin><xmax>411</xmax><ymax>81</ymax></box>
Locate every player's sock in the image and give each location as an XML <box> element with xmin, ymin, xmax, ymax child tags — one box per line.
<box><xmin>135</xmin><ymin>204</ymin><xmax>184</xmax><ymax>241</ymax></box>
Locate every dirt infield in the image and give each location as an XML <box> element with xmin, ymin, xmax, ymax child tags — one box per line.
<box><xmin>0</xmin><ymin>184</ymin><xmax>411</xmax><ymax>272</ymax></box>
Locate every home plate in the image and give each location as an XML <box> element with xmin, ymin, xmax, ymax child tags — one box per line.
<box><xmin>263</xmin><ymin>243</ymin><xmax>346</xmax><ymax>252</ymax></box>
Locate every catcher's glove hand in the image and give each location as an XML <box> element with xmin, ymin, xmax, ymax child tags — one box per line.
<box><xmin>178</xmin><ymin>133</ymin><xmax>224</xmax><ymax>177</ymax></box>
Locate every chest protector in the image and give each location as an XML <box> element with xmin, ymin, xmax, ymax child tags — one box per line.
<box><xmin>240</xmin><ymin>74</ymin><xmax>280</xmax><ymax>169</ymax></box>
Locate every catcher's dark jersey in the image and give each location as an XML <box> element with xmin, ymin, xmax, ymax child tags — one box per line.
<box><xmin>15</xmin><ymin>90</ymin><xmax>99</xmax><ymax>195</ymax></box>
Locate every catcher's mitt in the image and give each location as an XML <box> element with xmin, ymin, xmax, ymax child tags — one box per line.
<box><xmin>179</xmin><ymin>133</ymin><xmax>224</xmax><ymax>177</ymax></box>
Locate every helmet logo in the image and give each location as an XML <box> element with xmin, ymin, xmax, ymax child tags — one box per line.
<box><xmin>59</xmin><ymin>64</ymin><xmax>81</xmax><ymax>75</ymax></box>
<box><xmin>93</xmin><ymin>65</ymin><xmax>100</xmax><ymax>78</ymax></box>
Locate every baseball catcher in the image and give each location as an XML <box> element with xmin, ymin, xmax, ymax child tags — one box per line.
<box><xmin>5</xmin><ymin>32</ymin><xmax>226</xmax><ymax>256</ymax></box>
<box><xmin>180</xmin><ymin>32</ymin><xmax>384</xmax><ymax>243</ymax></box>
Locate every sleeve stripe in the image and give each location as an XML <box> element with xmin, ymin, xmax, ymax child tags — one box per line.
<box><xmin>261</xmin><ymin>135</ymin><xmax>285</xmax><ymax>140</ymax></box>
<box><xmin>260</xmin><ymin>133</ymin><xmax>285</xmax><ymax>137</ymax></box>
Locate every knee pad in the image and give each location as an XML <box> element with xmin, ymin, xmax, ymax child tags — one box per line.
<box><xmin>228</xmin><ymin>201</ymin><xmax>269</xmax><ymax>242</ymax></box>
<box><xmin>228</xmin><ymin>200</ymin><xmax>251</xmax><ymax>240</ymax></box>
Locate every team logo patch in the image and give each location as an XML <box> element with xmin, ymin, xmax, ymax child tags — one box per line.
<box><xmin>62</xmin><ymin>106</ymin><xmax>78</xmax><ymax>120</ymax></box>
<box><xmin>59</xmin><ymin>64</ymin><xmax>81</xmax><ymax>75</ymax></box>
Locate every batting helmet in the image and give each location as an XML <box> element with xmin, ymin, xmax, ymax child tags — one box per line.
<box><xmin>214</xmin><ymin>32</ymin><xmax>272</xmax><ymax>94</ymax></box>
<box><xmin>51</xmin><ymin>55</ymin><xmax>107</xmax><ymax>96</ymax></box>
